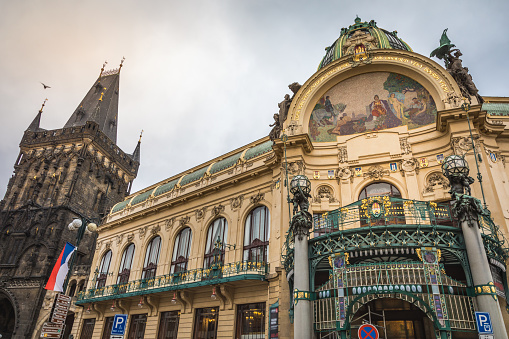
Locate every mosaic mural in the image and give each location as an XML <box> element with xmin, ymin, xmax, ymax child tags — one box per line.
<box><xmin>308</xmin><ymin>72</ymin><xmax>437</xmax><ymax>142</ymax></box>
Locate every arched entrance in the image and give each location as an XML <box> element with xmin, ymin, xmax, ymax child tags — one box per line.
<box><xmin>350</xmin><ymin>298</ymin><xmax>435</xmax><ymax>339</ymax></box>
<box><xmin>0</xmin><ymin>293</ymin><xmax>16</xmax><ymax>339</ymax></box>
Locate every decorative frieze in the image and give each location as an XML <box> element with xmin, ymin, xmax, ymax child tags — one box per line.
<box><xmin>423</xmin><ymin>173</ymin><xmax>450</xmax><ymax>194</ymax></box>
<box><xmin>250</xmin><ymin>193</ymin><xmax>265</xmax><ymax>204</ymax></box>
<box><xmin>338</xmin><ymin>146</ymin><xmax>348</xmax><ymax>163</ymax></box>
<box><xmin>314</xmin><ymin>186</ymin><xmax>336</xmax><ymax>203</ymax></box>
<box><xmin>336</xmin><ymin>166</ymin><xmax>353</xmax><ymax>182</ymax></box>
<box><xmin>230</xmin><ymin>195</ymin><xmax>244</xmax><ymax>211</ymax></box>
<box><xmin>195</xmin><ymin>207</ymin><xmax>207</xmax><ymax>221</ymax></box>
<box><xmin>179</xmin><ymin>216</ymin><xmax>190</xmax><ymax>227</ymax></box>
<box><xmin>212</xmin><ymin>204</ymin><xmax>225</xmax><ymax>216</ymax></box>
<box><xmin>363</xmin><ymin>165</ymin><xmax>390</xmax><ymax>180</ymax></box>
<box><xmin>399</xmin><ymin>137</ymin><xmax>411</xmax><ymax>155</ymax></box>
<box><xmin>165</xmin><ymin>217</ymin><xmax>176</xmax><ymax>231</ymax></box>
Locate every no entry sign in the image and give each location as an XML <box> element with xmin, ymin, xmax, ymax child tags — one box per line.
<box><xmin>358</xmin><ymin>324</ymin><xmax>379</xmax><ymax>339</ymax></box>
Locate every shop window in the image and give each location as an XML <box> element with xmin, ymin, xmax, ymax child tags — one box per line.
<box><xmin>101</xmin><ymin>317</ymin><xmax>114</xmax><ymax>339</ymax></box>
<box><xmin>243</xmin><ymin>206</ymin><xmax>270</xmax><ymax>263</ymax></box>
<box><xmin>96</xmin><ymin>250</ymin><xmax>112</xmax><ymax>288</ymax></box>
<box><xmin>193</xmin><ymin>307</ymin><xmax>218</xmax><ymax>339</ymax></box>
<box><xmin>128</xmin><ymin>314</ymin><xmax>147</xmax><ymax>339</ymax></box>
<box><xmin>158</xmin><ymin>311</ymin><xmax>180</xmax><ymax>339</ymax></box>
<box><xmin>142</xmin><ymin>236</ymin><xmax>161</xmax><ymax>279</ymax></box>
<box><xmin>80</xmin><ymin>318</ymin><xmax>96</xmax><ymax>339</ymax></box>
<box><xmin>171</xmin><ymin>228</ymin><xmax>192</xmax><ymax>273</ymax></box>
<box><xmin>236</xmin><ymin>303</ymin><xmax>266</xmax><ymax>339</ymax></box>
<box><xmin>117</xmin><ymin>243</ymin><xmax>135</xmax><ymax>284</ymax></box>
<box><xmin>203</xmin><ymin>217</ymin><xmax>228</xmax><ymax>269</ymax></box>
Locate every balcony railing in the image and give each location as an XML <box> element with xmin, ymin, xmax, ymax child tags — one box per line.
<box><xmin>76</xmin><ymin>260</ymin><xmax>268</xmax><ymax>304</ymax></box>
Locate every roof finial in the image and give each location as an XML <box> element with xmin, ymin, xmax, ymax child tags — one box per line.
<box><xmin>119</xmin><ymin>57</ymin><xmax>125</xmax><ymax>72</ymax></box>
<box><xmin>139</xmin><ymin>129</ymin><xmax>143</xmax><ymax>142</ymax></box>
<box><xmin>99</xmin><ymin>60</ymin><xmax>108</xmax><ymax>80</ymax></box>
<box><xmin>39</xmin><ymin>98</ymin><xmax>48</xmax><ymax>113</ymax></box>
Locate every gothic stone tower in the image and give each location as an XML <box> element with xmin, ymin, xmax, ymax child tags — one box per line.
<box><xmin>0</xmin><ymin>64</ymin><xmax>139</xmax><ymax>339</ymax></box>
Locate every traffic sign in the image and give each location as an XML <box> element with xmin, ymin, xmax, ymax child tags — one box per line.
<box><xmin>111</xmin><ymin>314</ymin><xmax>128</xmax><ymax>336</ymax></box>
<box><xmin>475</xmin><ymin>312</ymin><xmax>493</xmax><ymax>334</ymax></box>
<box><xmin>479</xmin><ymin>335</ymin><xmax>494</xmax><ymax>339</ymax></box>
<box><xmin>358</xmin><ymin>324</ymin><xmax>379</xmax><ymax>339</ymax></box>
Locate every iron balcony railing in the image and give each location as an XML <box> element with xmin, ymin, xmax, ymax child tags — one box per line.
<box><xmin>76</xmin><ymin>260</ymin><xmax>268</xmax><ymax>304</ymax></box>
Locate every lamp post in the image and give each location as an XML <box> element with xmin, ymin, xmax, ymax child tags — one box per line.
<box><xmin>62</xmin><ymin>218</ymin><xmax>98</xmax><ymax>294</ymax></box>
<box><xmin>289</xmin><ymin>175</ymin><xmax>312</xmax><ymax>339</ymax></box>
<box><xmin>442</xmin><ymin>155</ymin><xmax>508</xmax><ymax>339</ymax></box>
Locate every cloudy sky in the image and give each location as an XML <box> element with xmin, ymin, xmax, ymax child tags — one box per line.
<box><xmin>0</xmin><ymin>0</ymin><xmax>507</xmax><ymax>198</ymax></box>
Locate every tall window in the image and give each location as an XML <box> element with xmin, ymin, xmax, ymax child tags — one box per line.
<box><xmin>96</xmin><ymin>250</ymin><xmax>112</xmax><ymax>288</ymax></box>
<box><xmin>101</xmin><ymin>317</ymin><xmax>115</xmax><ymax>339</ymax></box>
<box><xmin>171</xmin><ymin>228</ymin><xmax>192</xmax><ymax>273</ymax></box>
<box><xmin>243</xmin><ymin>206</ymin><xmax>270</xmax><ymax>262</ymax></box>
<box><xmin>236</xmin><ymin>303</ymin><xmax>266</xmax><ymax>339</ymax></box>
<box><xmin>158</xmin><ymin>311</ymin><xmax>180</xmax><ymax>339</ymax></box>
<box><xmin>117</xmin><ymin>243</ymin><xmax>135</xmax><ymax>284</ymax></box>
<box><xmin>203</xmin><ymin>218</ymin><xmax>228</xmax><ymax>269</ymax></box>
<box><xmin>193</xmin><ymin>307</ymin><xmax>218</xmax><ymax>339</ymax></box>
<box><xmin>128</xmin><ymin>314</ymin><xmax>147</xmax><ymax>339</ymax></box>
<box><xmin>80</xmin><ymin>319</ymin><xmax>96</xmax><ymax>339</ymax></box>
<box><xmin>142</xmin><ymin>236</ymin><xmax>161</xmax><ymax>279</ymax></box>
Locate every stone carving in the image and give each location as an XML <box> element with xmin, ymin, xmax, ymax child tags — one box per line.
<box><xmin>116</xmin><ymin>234</ymin><xmax>123</xmax><ymax>245</ymax></box>
<box><xmin>338</xmin><ymin>146</ymin><xmax>348</xmax><ymax>163</ymax></box>
<box><xmin>430</xmin><ymin>29</ymin><xmax>483</xmax><ymax>103</ymax></box>
<box><xmin>443</xmin><ymin>91</ymin><xmax>462</xmax><ymax>108</ymax></box>
<box><xmin>399</xmin><ymin>158</ymin><xmax>419</xmax><ymax>175</ymax></box>
<box><xmin>363</xmin><ymin>165</ymin><xmax>390</xmax><ymax>180</ymax></box>
<box><xmin>105</xmin><ymin>241</ymin><xmax>112</xmax><ymax>250</ymax></box>
<box><xmin>283</xmin><ymin>161</ymin><xmax>305</xmax><ymax>176</ymax></box>
<box><xmin>399</xmin><ymin>138</ymin><xmax>411</xmax><ymax>155</ymax></box>
<box><xmin>314</xmin><ymin>186</ymin><xmax>336</xmax><ymax>203</ymax></box>
<box><xmin>151</xmin><ymin>224</ymin><xmax>161</xmax><ymax>235</ymax></box>
<box><xmin>230</xmin><ymin>195</ymin><xmax>244</xmax><ymax>210</ymax></box>
<box><xmin>451</xmin><ymin>136</ymin><xmax>480</xmax><ymax>156</ymax></box>
<box><xmin>212</xmin><ymin>204</ymin><xmax>225</xmax><ymax>216</ymax></box>
<box><xmin>336</xmin><ymin>166</ymin><xmax>354</xmax><ymax>182</ymax></box>
<box><xmin>165</xmin><ymin>217</ymin><xmax>176</xmax><ymax>231</ymax></box>
<box><xmin>423</xmin><ymin>173</ymin><xmax>450</xmax><ymax>194</ymax></box>
<box><xmin>290</xmin><ymin>180</ymin><xmax>312</xmax><ymax>241</ymax></box>
<box><xmin>179</xmin><ymin>216</ymin><xmax>190</xmax><ymax>227</ymax></box>
<box><xmin>286</xmin><ymin>120</ymin><xmax>299</xmax><ymax>136</ymax></box>
<box><xmin>138</xmin><ymin>226</ymin><xmax>147</xmax><ymax>239</ymax></box>
<box><xmin>127</xmin><ymin>233</ymin><xmax>134</xmax><ymax>243</ymax></box>
<box><xmin>269</xmin><ymin>113</ymin><xmax>282</xmax><ymax>141</ymax></box>
<box><xmin>195</xmin><ymin>207</ymin><xmax>206</xmax><ymax>221</ymax></box>
<box><xmin>278</xmin><ymin>94</ymin><xmax>291</xmax><ymax>127</ymax></box>
<box><xmin>250</xmin><ymin>193</ymin><xmax>265</xmax><ymax>204</ymax></box>
<box><xmin>343</xmin><ymin>28</ymin><xmax>376</xmax><ymax>67</ymax></box>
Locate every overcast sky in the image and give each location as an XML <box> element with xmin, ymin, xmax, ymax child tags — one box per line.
<box><xmin>0</xmin><ymin>0</ymin><xmax>507</xmax><ymax>199</ymax></box>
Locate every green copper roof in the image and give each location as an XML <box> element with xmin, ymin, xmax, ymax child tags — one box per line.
<box><xmin>131</xmin><ymin>188</ymin><xmax>155</xmax><ymax>206</ymax></box>
<box><xmin>318</xmin><ymin>17</ymin><xmax>412</xmax><ymax>70</ymax></box>
<box><xmin>111</xmin><ymin>197</ymin><xmax>134</xmax><ymax>213</ymax></box>
<box><xmin>180</xmin><ymin>166</ymin><xmax>209</xmax><ymax>186</ymax></box>
<box><xmin>244</xmin><ymin>140</ymin><xmax>273</xmax><ymax>161</ymax></box>
<box><xmin>483</xmin><ymin>103</ymin><xmax>509</xmax><ymax>116</ymax></box>
<box><xmin>154</xmin><ymin>178</ymin><xmax>180</xmax><ymax>197</ymax></box>
<box><xmin>209</xmin><ymin>152</ymin><xmax>242</xmax><ymax>174</ymax></box>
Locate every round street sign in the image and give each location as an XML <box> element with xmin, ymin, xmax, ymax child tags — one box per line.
<box><xmin>358</xmin><ymin>324</ymin><xmax>379</xmax><ymax>339</ymax></box>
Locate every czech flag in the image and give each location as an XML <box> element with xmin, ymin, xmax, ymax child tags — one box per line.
<box><xmin>45</xmin><ymin>242</ymin><xmax>76</xmax><ymax>292</ymax></box>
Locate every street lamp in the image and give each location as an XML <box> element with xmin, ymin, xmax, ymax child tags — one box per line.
<box><xmin>441</xmin><ymin>155</ymin><xmax>474</xmax><ymax>196</ymax></box>
<box><xmin>62</xmin><ymin>217</ymin><xmax>99</xmax><ymax>294</ymax></box>
<box><xmin>289</xmin><ymin>175</ymin><xmax>311</xmax><ymax>216</ymax></box>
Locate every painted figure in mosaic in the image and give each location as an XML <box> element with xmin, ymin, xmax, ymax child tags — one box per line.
<box><xmin>369</xmin><ymin>95</ymin><xmax>402</xmax><ymax>129</ymax></box>
<box><xmin>388</xmin><ymin>93</ymin><xmax>404</xmax><ymax>119</ymax></box>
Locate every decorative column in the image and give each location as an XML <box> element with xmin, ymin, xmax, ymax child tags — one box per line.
<box><xmin>442</xmin><ymin>155</ymin><xmax>508</xmax><ymax>339</ymax></box>
<box><xmin>289</xmin><ymin>175</ymin><xmax>313</xmax><ymax>339</ymax></box>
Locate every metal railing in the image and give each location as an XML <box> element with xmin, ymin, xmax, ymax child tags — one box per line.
<box><xmin>76</xmin><ymin>260</ymin><xmax>268</xmax><ymax>303</ymax></box>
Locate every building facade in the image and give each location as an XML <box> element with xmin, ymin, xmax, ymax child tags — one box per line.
<box><xmin>74</xmin><ymin>18</ymin><xmax>509</xmax><ymax>339</ymax></box>
<box><xmin>0</xmin><ymin>63</ymin><xmax>139</xmax><ymax>339</ymax></box>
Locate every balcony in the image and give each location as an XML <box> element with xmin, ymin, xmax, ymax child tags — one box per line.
<box><xmin>76</xmin><ymin>260</ymin><xmax>268</xmax><ymax>304</ymax></box>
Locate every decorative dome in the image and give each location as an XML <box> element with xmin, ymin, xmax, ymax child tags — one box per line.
<box><xmin>318</xmin><ymin>17</ymin><xmax>412</xmax><ymax>70</ymax></box>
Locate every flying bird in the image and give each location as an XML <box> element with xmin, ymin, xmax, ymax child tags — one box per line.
<box><xmin>40</xmin><ymin>82</ymin><xmax>51</xmax><ymax>89</ymax></box>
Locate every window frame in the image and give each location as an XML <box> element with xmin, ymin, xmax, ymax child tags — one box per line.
<box><xmin>142</xmin><ymin>236</ymin><xmax>161</xmax><ymax>279</ymax></box>
<box><xmin>96</xmin><ymin>250</ymin><xmax>112</xmax><ymax>288</ymax></box>
<box><xmin>243</xmin><ymin>206</ymin><xmax>270</xmax><ymax>263</ymax></box>
<box><xmin>171</xmin><ymin>227</ymin><xmax>193</xmax><ymax>273</ymax></box>
<box><xmin>117</xmin><ymin>243</ymin><xmax>135</xmax><ymax>284</ymax></box>
<box><xmin>203</xmin><ymin>217</ymin><xmax>228</xmax><ymax>269</ymax></box>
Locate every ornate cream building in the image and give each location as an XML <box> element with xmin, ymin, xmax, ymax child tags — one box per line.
<box><xmin>71</xmin><ymin>18</ymin><xmax>509</xmax><ymax>339</ymax></box>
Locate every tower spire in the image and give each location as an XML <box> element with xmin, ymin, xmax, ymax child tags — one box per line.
<box><xmin>63</xmin><ymin>61</ymin><xmax>121</xmax><ymax>143</ymax></box>
<box><xmin>132</xmin><ymin>130</ymin><xmax>142</xmax><ymax>163</ymax></box>
<box><xmin>27</xmin><ymin>98</ymin><xmax>47</xmax><ymax>131</ymax></box>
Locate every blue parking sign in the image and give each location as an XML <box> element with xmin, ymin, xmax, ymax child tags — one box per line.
<box><xmin>475</xmin><ymin>312</ymin><xmax>493</xmax><ymax>334</ymax></box>
<box><xmin>111</xmin><ymin>314</ymin><xmax>128</xmax><ymax>336</ymax></box>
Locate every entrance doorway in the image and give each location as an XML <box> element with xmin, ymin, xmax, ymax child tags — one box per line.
<box><xmin>350</xmin><ymin>298</ymin><xmax>435</xmax><ymax>339</ymax></box>
<box><xmin>0</xmin><ymin>293</ymin><xmax>15</xmax><ymax>339</ymax></box>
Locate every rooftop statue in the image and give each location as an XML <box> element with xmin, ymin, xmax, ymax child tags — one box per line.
<box><xmin>431</xmin><ymin>29</ymin><xmax>483</xmax><ymax>103</ymax></box>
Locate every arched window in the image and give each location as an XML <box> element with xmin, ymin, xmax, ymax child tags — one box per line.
<box><xmin>96</xmin><ymin>250</ymin><xmax>112</xmax><ymax>288</ymax></box>
<box><xmin>203</xmin><ymin>217</ymin><xmax>228</xmax><ymax>269</ymax></box>
<box><xmin>358</xmin><ymin>182</ymin><xmax>403</xmax><ymax>226</ymax></box>
<box><xmin>243</xmin><ymin>206</ymin><xmax>270</xmax><ymax>262</ymax></box>
<box><xmin>171</xmin><ymin>228</ymin><xmax>192</xmax><ymax>273</ymax></box>
<box><xmin>117</xmin><ymin>243</ymin><xmax>135</xmax><ymax>284</ymax></box>
<box><xmin>68</xmin><ymin>280</ymin><xmax>77</xmax><ymax>297</ymax></box>
<box><xmin>142</xmin><ymin>236</ymin><xmax>161</xmax><ymax>279</ymax></box>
